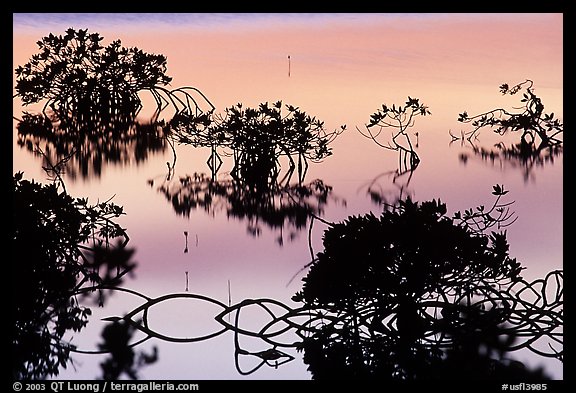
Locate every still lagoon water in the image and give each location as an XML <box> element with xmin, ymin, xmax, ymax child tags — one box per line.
<box><xmin>12</xmin><ymin>13</ymin><xmax>563</xmax><ymax>380</ymax></box>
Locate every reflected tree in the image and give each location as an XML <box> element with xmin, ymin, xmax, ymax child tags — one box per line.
<box><xmin>67</xmin><ymin>288</ymin><xmax>299</xmax><ymax>377</ymax></box>
<box><xmin>66</xmin><ymin>268</ymin><xmax>562</xmax><ymax>379</ymax></box>
<box><xmin>64</xmin><ymin>187</ymin><xmax>563</xmax><ymax>380</ymax></box>
<box><xmin>451</xmin><ymin>80</ymin><xmax>562</xmax><ymax>182</ymax></box>
<box><xmin>151</xmin><ymin>171</ymin><xmax>343</xmax><ymax>245</ymax></box>
<box><xmin>359</xmin><ymin>169</ymin><xmax>416</xmax><ymax>208</ymax></box>
<box><xmin>152</xmin><ymin>101</ymin><xmax>345</xmax><ymax>244</ymax></box>
<box><xmin>16</xmin><ymin>111</ymin><xmax>170</xmax><ymax>181</ymax></box>
<box><xmin>12</xmin><ymin>29</ymin><xmax>563</xmax><ymax>381</ymax></box>
<box><xmin>97</xmin><ymin>318</ymin><xmax>158</xmax><ymax>380</ymax></box>
<box><xmin>291</xmin><ymin>185</ymin><xmax>561</xmax><ymax>380</ymax></box>
<box><xmin>425</xmin><ymin>302</ymin><xmax>552</xmax><ymax>380</ymax></box>
<box><xmin>11</xmin><ymin>172</ymin><xmax>136</xmax><ymax>379</ymax></box>
<box><xmin>166</xmin><ymin>111</ymin><xmax>219</xmax><ymax>177</ymax></box>
<box><xmin>451</xmin><ymin>137</ymin><xmax>563</xmax><ymax>183</ymax></box>
<box><xmin>358</xmin><ymin>97</ymin><xmax>430</xmax><ymax>172</ymax></box>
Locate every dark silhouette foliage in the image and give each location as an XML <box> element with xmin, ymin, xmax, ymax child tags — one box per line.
<box><xmin>291</xmin><ymin>188</ymin><xmax>561</xmax><ymax>380</ymax></box>
<box><xmin>358</xmin><ymin>97</ymin><xmax>430</xmax><ymax>172</ymax></box>
<box><xmin>12</xmin><ymin>29</ymin><xmax>562</xmax><ymax>382</ymax></box>
<box><xmin>425</xmin><ymin>303</ymin><xmax>551</xmax><ymax>380</ymax></box>
<box><xmin>152</xmin><ymin>172</ymin><xmax>342</xmax><ymax>245</ymax></box>
<box><xmin>12</xmin><ymin>172</ymin><xmax>135</xmax><ymax>379</ymax></box>
<box><xmin>14</xmin><ymin>28</ymin><xmax>214</xmax><ymax>136</ymax></box>
<box><xmin>14</xmin><ymin>28</ymin><xmax>172</xmax><ymax>116</ymax></box>
<box><xmin>452</xmin><ymin>80</ymin><xmax>563</xmax><ymax>183</ymax></box>
<box><xmin>458</xmin><ymin>79</ymin><xmax>562</xmax><ymax>147</ymax></box>
<box><xmin>16</xmin><ymin>110</ymin><xmax>169</xmax><ymax>181</ymax></box>
<box><xmin>98</xmin><ymin>319</ymin><xmax>158</xmax><ymax>380</ymax></box>
<box><xmin>52</xmin><ymin>186</ymin><xmax>560</xmax><ymax>380</ymax></box>
<box><xmin>169</xmin><ymin>101</ymin><xmax>345</xmax><ymax>187</ymax></box>
<box><xmin>452</xmin><ymin>136</ymin><xmax>563</xmax><ymax>184</ymax></box>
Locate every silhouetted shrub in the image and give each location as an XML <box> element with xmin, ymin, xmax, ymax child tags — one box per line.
<box><xmin>292</xmin><ymin>190</ymin><xmax>547</xmax><ymax>380</ymax></box>
<box><xmin>12</xmin><ymin>172</ymin><xmax>135</xmax><ymax>379</ymax></box>
<box><xmin>458</xmin><ymin>79</ymin><xmax>562</xmax><ymax>147</ymax></box>
<box><xmin>172</xmin><ymin>101</ymin><xmax>345</xmax><ymax>187</ymax></box>
<box><xmin>358</xmin><ymin>97</ymin><xmax>430</xmax><ymax>172</ymax></box>
<box><xmin>15</xmin><ymin>28</ymin><xmax>171</xmax><ymax>116</ymax></box>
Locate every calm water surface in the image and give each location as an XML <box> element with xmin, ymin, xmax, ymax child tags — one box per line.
<box><xmin>12</xmin><ymin>13</ymin><xmax>563</xmax><ymax>380</ymax></box>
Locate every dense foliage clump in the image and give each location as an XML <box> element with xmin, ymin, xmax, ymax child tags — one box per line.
<box><xmin>15</xmin><ymin>28</ymin><xmax>172</xmax><ymax>116</ymax></box>
<box><xmin>12</xmin><ymin>172</ymin><xmax>134</xmax><ymax>379</ymax></box>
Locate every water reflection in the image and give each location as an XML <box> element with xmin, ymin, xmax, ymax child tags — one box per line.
<box><xmin>12</xmin><ymin>20</ymin><xmax>563</xmax><ymax>381</ymax></box>
<box><xmin>16</xmin><ymin>111</ymin><xmax>169</xmax><ymax>180</ymax></box>
<box><xmin>151</xmin><ymin>171</ymin><xmax>343</xmax><ymax>245</ymax></box>
<box><xmin>97</xmin><ymin>318</ymin><xmax>159</xmax><ymax>380</ymax></box>
<box><xmin>359</xmin><ymin>169</ymin><xmax>416</xmax><ymax>208</ymax></box>
<box><xmin>57</xmin><ymin>190</ymin><xmax>562</xmax><ymax>380</ymax></box>
<box><xmin>34</xmin><ymin>187</ymin><xmax>558</xmax><ymax>381</ymax></box>
<box><xmin>293</xmin><ymin>191</ymin><xmax>562</xmax><ymax>380</ymax></box>
<box><xmin>453</xmin><ymin>138</ymin><xmax>563</xmax><ymax>183</ymax></box>
<box><xmin>11</xmin><ymin>172</ymin><xmax>136</xmax><ymax>379</ymax></box>
<box><xmin>12</xmin><ymin>163</ymin><xmax>563</xmax><ymax>380</ymax></box>
<box><xmin>13</xmin><ymin>132</ymin><xmax>563</xmax><ymax>380</ymax></box>
<box><xmin>155</xmin><ymin>101</ymin><xmax>346</xmax><ymax>243</ymax></box>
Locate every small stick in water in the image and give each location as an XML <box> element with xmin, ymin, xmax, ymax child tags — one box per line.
<box><xmin>288</xmin><ymin>55</ymin><xmax>291</xmax><ymax>77</ymax></box>
<box><xmin>227</xmin><ymin>280</ymin><xmax>232</xmax><ymax>322</ymax></box>
<box><xmin>184</xmin><ymin>231</ymin><xmax>189</xmax><ymax>253</ymax></box>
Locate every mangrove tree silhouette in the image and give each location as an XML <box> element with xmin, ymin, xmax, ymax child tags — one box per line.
<box><xmin>13</xmin><ymin>28</ymin><xmax>215</xmax><ymax>181</ymax></box>
<box><xmin>150</xmin><ymin>101</ymin><xmax>346</xmax><ymax>244</ymax></box>
<box><xmin>358</xmin><ymin>97</ymin><xmax>430</xmax><ymax>173</ymax></box>
<box><xmin>14</xmin><ymin>28</ymin><xmax>214</xmax><ymax>118</ymax></box>
<box><xmin>450</xmin><ymin>80</ymin><xmax>563</xmax><ymax>182</ymax></box>
<box><xmin>457</xmin><ymin>79</ymin><xmax>563</xmax><ymax>147</ymax></box>
<box><xmin>168</xmin><ymin>101</ymin><xmax>345</xmax><ymax>187</ymax></box>
<box><xmin>12</xmin><ymin>172</ymin><xmax>137</xmax><ymax>379</ymax></box>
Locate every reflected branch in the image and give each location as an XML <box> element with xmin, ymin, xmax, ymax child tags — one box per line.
<box><xmin>65</xmin><ymin>263</ymin><xmax>562</xmax><ymax>378</ymax></box>
<box><xmin>292</xmin><ymin>188</ymin><xmax>560</xmax><ymax>380</ymax></box>
<box><xmin>358</xmin><ymin>168</ymin><xmax>416</xmax><ymax>208</ymax></box>
<box><xmin>16</xmin><ymin>110</ymin><xmax>171</xmax><ymax>181</ymax></box>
